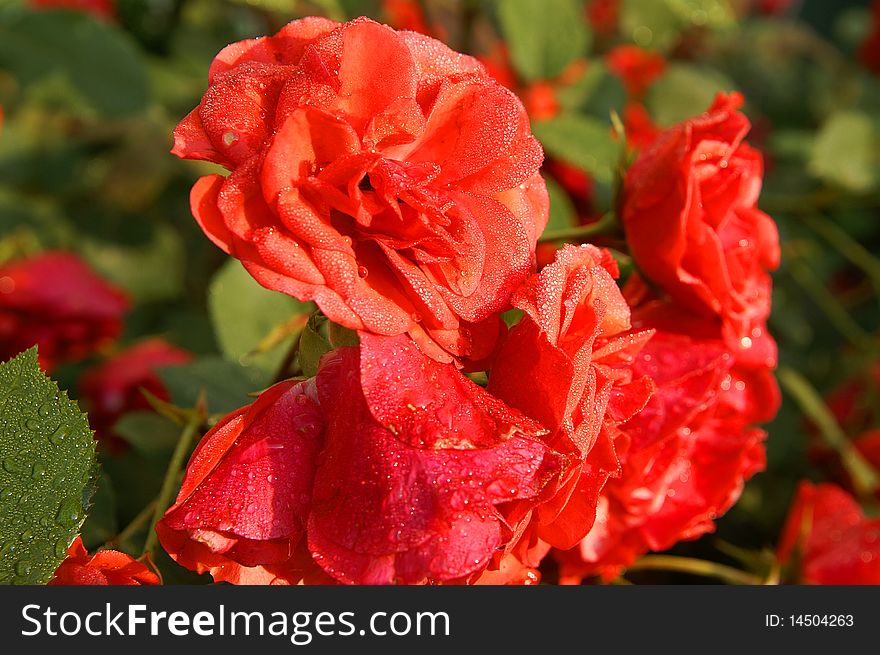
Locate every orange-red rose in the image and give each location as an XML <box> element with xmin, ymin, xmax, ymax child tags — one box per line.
<box><xmin>50</xmin><ymin>537</ymin><xmax>159</xmax><ymax>585</ymax></box>
<box><xmin>621</xmin><ymin>92</ymin><xmax>779</xmax><ymax>364</ymax></box>
<box><xmin>173</xmin><ymin>17</ymin><xmax>548</xmax><ymax>364</ymax></box>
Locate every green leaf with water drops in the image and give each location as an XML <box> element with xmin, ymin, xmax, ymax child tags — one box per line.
<box><xmin>0</xmin><ymin>348</ymin><xmax>97</xmax><ymax>585</ymax></box>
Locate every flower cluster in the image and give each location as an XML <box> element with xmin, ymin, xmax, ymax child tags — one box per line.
<box><xmin>160</xmin><ymin>17</ymin><xmax>780</xmax><ymax>585</ymax></box>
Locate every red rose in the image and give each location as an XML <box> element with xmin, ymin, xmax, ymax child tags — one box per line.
<box><xmin>556</xmin><ymin>312</ymin><xmax>768</xmax><ymax>581</ymax></box>
<box><xmin>0</xmin><ymin>252</ymin><xmax>128</xmax><ymax>370</ymax></box>
<box><xmin>309</xmin><ymin>333</ymin><xmax>561</xmax><ymax>584</ymax></box>
<box><xmin>488</xmin><ymin>244</ymin><xmax>654</xmax><ymax>551</ymax></box>
<box><xmin>158</xmin><ymin>333</ymin><xmax>561</xmax><ymax>585</ymax></box>
<box><xmin>78</xmin><ymin>338</ymin><xmax>191</xmax><ymax>444</ymax></box>
<box><xmin>586</xmin><ymin>0</ymin><xmax>619</xmax><ymax>35</ymax></box>
<box><xmin>605</xmin><ymin>45</ymin><xmax>666</xmax><ymax>99</ymax></box>
<box><xmin>621</xmin><ymin>93</ymin><xmax>780</xmax><ymax>360</ymax></box>
<box><xmin>778</xmin><ymin>482</ymin><xmax>880</xmax><ymax>584</ymax></box>
<box><xmin>173</xmin><ymin>17</ymin><xmax>548</xmax><ymax>364</ymax></box>
<box><xmin>49</xmin><ymin>537</ymin><xmax>159</xmax><ymax>585</ymax></box>
<box><xmin>157</xmin><ymin>379</ymin><xmax>328</xmax><ymax>585</ymax></box>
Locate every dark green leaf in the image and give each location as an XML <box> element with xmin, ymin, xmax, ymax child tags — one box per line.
<box><xmin>533</xmin><ymin>114</ymin><xmax>620</xmax><ymax>182</ymax></box>
<box><xmin>497</xmin><ymin>0</ymin><xmax>590</xmax><ymax>82</ymax></box>
<box><xmin>158</xmin><ymin>356</ymin><xmax>269</xmax><ymax>416</ymax></box>
<box><xmin>208</xmin><ymin>259</ymin><xmax>313</xmax><ymax>374</ymax></box>
<box><xmin>299</xmin><ymin>313</ymin><xmax>331</xmax><ymax>379</ymax></box>
<box><xmin>0</xmin><ymin>9</ymin><xmax>150</xmax><ymax>117</ymax></box>
<box><xmin>0</xmin><ymin>348</ymin><xmax>97</xmax><ymax>585</ymax></box>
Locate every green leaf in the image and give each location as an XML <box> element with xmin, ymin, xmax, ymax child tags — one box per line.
<box><xmin>83</xmin><ymin>224</ymin><xmax>186</xmax><ymax>303</ymax></box>
<box><xmin>158</xmin><ymin>356</ymin><xmax>269</xmax><ymax>416</ymax></box>
<box><xmin>809</xmin><ymin>110</ymin><xmax>878</xmax><ymax>193</ymax></box>
<box><xmin>79</xmin><ymin>473</ymin><xmax>117</xmax><ymax>551</ymax></box>
<box><xmin>532</xmin><ymin>114</ymin><xmax>620</xmax><ymax>183</ymax></box>
<box><xmin>621</xmin><ymin>0</ymin><xmax>733</xmax><ymax>52</ymax></box>
<box><xmin>114</xmin><ymin>411</ymin><xmax>181</xmax><ymax>457</ymax></box>
<box><xmin>299</xmin><ymin>313</ymin><xmax>331</xmax><ymax>379</ymax></box>
<box><xmin>0</xmin><ymin>348</ymin><xmax>97</xmax><ymax>585</ymax></box>
<box><xmin>208</xmin><ymin>259</ymin><xmax>313</xmax><ymax>374</ymax></box>
<box><xmin>497</xmin><ymin>0</ymin><xmax>590</xmax><ymax>82</ymax></box>
<box><xmin>645</xmin><ymin>63</ymin><xmax>734</xmax><ymax>126</ymax></box>
<box><xmin>543</xmin><ymin>175</ymin><xmax>578</xmax><ymax>232</ymax></box>
<box><xmin>0</xmin><ymin>9</ymin><xmax>149</xmax><ymax>117</ymax></box>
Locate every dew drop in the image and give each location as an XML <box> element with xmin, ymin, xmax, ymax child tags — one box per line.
<box><xmin>15</xmin><ymin>561</ymin><xmax>31</xmax><ymax>577</ymax></box>
<box><xmin>2</xmin><ymin>458</ymin><xmax>23</xmax><ymax>475</ymax></box>
<box><xmin>38</xmin><ymin>404</ymin><xmax>52</xmax><ymax>418</ymax></box>
<box><xmin>55</xmin><ymin>497</ymin><xmax>81</xmax><ymax>526</ymax></box>
<box><xmin>55</xmin><ymin>538</ymin><xmax>70</xmax><ymax>558</ymax></box>
<box><xmin>24</xmin><ymin>418</ymin><xmax>40</xmax><ymax>431</ymax></box>
<box><xmin>357</xmin><ymin>265</ymin><xmax>369</xmax><ymax>278</ymax></box>
<box><xmin>49</xmin><ymin>427</ymin><xmax>68</xmax><ymax>446</ymax></box>
<box><xmin>222</xmin><ymin>131</ymin><xmax>239</xmax><ymax>146</ymax></box>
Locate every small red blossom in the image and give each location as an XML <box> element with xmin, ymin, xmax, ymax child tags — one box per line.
<box><xmin>605</xmin><ymin>45</ymin><xmax>666</xmax><ymax>99</ymax></box>
<box><xmin>78</xmin><ymin>338</ymin><xmax>191</xmax><ymax>444</ymax></box>
<box><xmin>621</xmin><ymin>92</ymin><xmax>780</xmax><ymax>359</ymax></box>
<box><xmin>778</xmin><ymin>482</ymin><xmax>880</xmax><ymax>584</ymax></box>
<box><xmin>173</xmin><ymin>17</ymin><xmax>548</xmax><ymax>365</ymax></box>
<box><xmin>30</xmin><ymin>0</ymin><xmax>115</xmax><ymax>20</ymax></box>
<box><xmin>586</xmin><ymin>0</ymin><xmax>619</xmax><ymax>35</ymax></box>
<box><xmin>489</xmin><ymin>244</ymin><xmax>654</xmax><ymax>551</ymax></box>
<box><xmin>0</xmin><ymin>252</ymin><xmax>128</xmax><ymax>370</ymax></box>
<box><xmin>50</xmin><ymin>537</ymin><xmax>159</xmax><ymax>585</ymax></box>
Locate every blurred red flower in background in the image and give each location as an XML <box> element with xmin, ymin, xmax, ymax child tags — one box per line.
<box><xmin>0</xmin><ymin>252</ymin><xmax>128</xmax><ymax>371</ymax></box>
<box><xmin>778</xmin><ymin>482</ymin><xmax>880</xmax><ymax>584</ymax></box>
<box><xmin>78</xmin><ymin>338</ymin><xmax>191</xmax><ymax>444</ymax></box>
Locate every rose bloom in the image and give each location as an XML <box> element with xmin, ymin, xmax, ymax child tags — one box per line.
<box><xmin>50</xmin><ymin>537</ymin><xmax>159</xmax><ymax>585</ymax></box>
<box><xmin>78</xmin><ymin>338</ymin><xmax>191</xmax><ymax>443</ymax></box>
<box><xmin>621</xmin><ymin>92</ymin><xmax>779</xmax><ymax>363</ymax></box>
<box><xmin>173</xmin><ymin>17</ymin><xmax>548</xmax><ymax>364</ymax></box>
<box><xmin>0</xmin><ymin>252</ymin><xmax>128</xmax><ymax>370</ymax></box>
<box><xmin>777</xmin><ymin>482</ymin><xmax>880</xmax><ymax>584</ymax></box>
<box><xmin>487</xmin><ymin>245</ymin><xmax>654</xmax><ymax>573</ymax></box>
<box><xmin>157</xmin><ymin>334</ymin><xmax>561</xmax><ymax>585</ymax></box>
<box><xmin>605</xmin><ymin>45</ymin><xmax>666</xmax><ymax>99</ymax></box>
<box><xmin>555</xmin><ymin>303</ymin><xmax>771</xmax><ymax>581</ymax></box>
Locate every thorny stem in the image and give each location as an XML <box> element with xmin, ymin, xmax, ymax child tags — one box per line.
<box><xmin>141</xmin><ymin>409</ymin><xmax>203</xmax><ymax>557</ymax></box>
<box><xmin>778</xmin><ymin>366</ymin><xmax>880</xmax><ymax>500</ymax></box>
<box><xmin>625</xmin><ymin>555</ymin><xmax>763</xmax><ymax>585</ymax></box>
